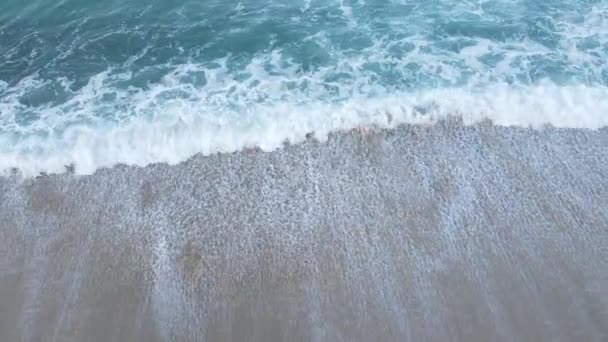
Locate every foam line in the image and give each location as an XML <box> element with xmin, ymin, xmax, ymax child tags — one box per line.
<box><xmin>2</xmin><ymin>83</ymin><xmax>607</xmax><ymax>177</ymax></box>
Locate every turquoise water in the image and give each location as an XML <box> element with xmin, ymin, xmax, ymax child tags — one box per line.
<box><xmin>1</xmin><ymin>0</ymin><xmax>607</xmax><ymax>175</ymax></box>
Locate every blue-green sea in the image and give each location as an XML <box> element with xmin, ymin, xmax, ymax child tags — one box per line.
<box><xmin>1</xmin><ymin>0</ymin><xmax>607</xmax><ymax>175</ymax></box>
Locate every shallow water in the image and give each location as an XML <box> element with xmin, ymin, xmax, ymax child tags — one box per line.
<box><xmin>1</xmin><ymin>122</ymin><xmax>607</xmax><ymax>341</ymax></box>
<box><xmin>2</xmin><ymin>1</ymin><xmax>608</xmax><ymax>340</ymax></box>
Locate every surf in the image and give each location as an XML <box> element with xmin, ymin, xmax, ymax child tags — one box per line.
<box><xmin>1</xmin><ymin>0</ymin><xmax>607</xmax><ymax>177</ymax></box>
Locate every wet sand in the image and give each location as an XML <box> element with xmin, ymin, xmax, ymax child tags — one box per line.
<box><xmin>1</xmin><ymin>120</ymin><xmax>607</xmax><ymax>341</ymax></box>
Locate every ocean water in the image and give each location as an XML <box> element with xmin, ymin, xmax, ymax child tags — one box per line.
<box><xmin>1</xmin><ymin>0</ymin><xmax>607</xmax><ymax>175</ymax></box>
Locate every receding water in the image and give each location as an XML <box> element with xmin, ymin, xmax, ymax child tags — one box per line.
<box><xmin>2</xmin><ymin>123</ymin><xmax>608</xmax><ymax>341</ymax></box>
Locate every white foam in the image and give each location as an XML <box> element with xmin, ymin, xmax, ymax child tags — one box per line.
<box><xmin>2</xmin><ymin>2</ymin><xmax>607</xmax><ymax>177</ymax></box>
<box><xmin>1</xmin><ymin>82</ymin><xmax>607</xmax><ymax>177</ymax></box>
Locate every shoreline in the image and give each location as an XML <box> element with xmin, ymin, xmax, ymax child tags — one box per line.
<box><xmin>4</xmin><ymin>118</ymin><xmax>608</xmax><ymax>181</ymax></box>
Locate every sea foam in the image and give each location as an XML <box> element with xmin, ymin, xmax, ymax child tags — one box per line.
<box><xmin>1</xmin><ymin>83</ymin><xmax>607</xmax><ymax>177</ymax></box>
<box><xmin>1</xmin><ymin>1</ymin><xmax>607</xmax><ymax>177</ymax></box>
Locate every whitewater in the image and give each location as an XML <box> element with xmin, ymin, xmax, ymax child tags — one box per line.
<box><xmin>1</xmin><ymin>0</ymin><xmax>607</xmax><ymax>176</ymax></box>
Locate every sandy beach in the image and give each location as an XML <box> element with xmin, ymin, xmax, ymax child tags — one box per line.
<box><xmin>1</xmin><ymin>120</ymin><xmax>607</xmax><ymax>341</ymax></box>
